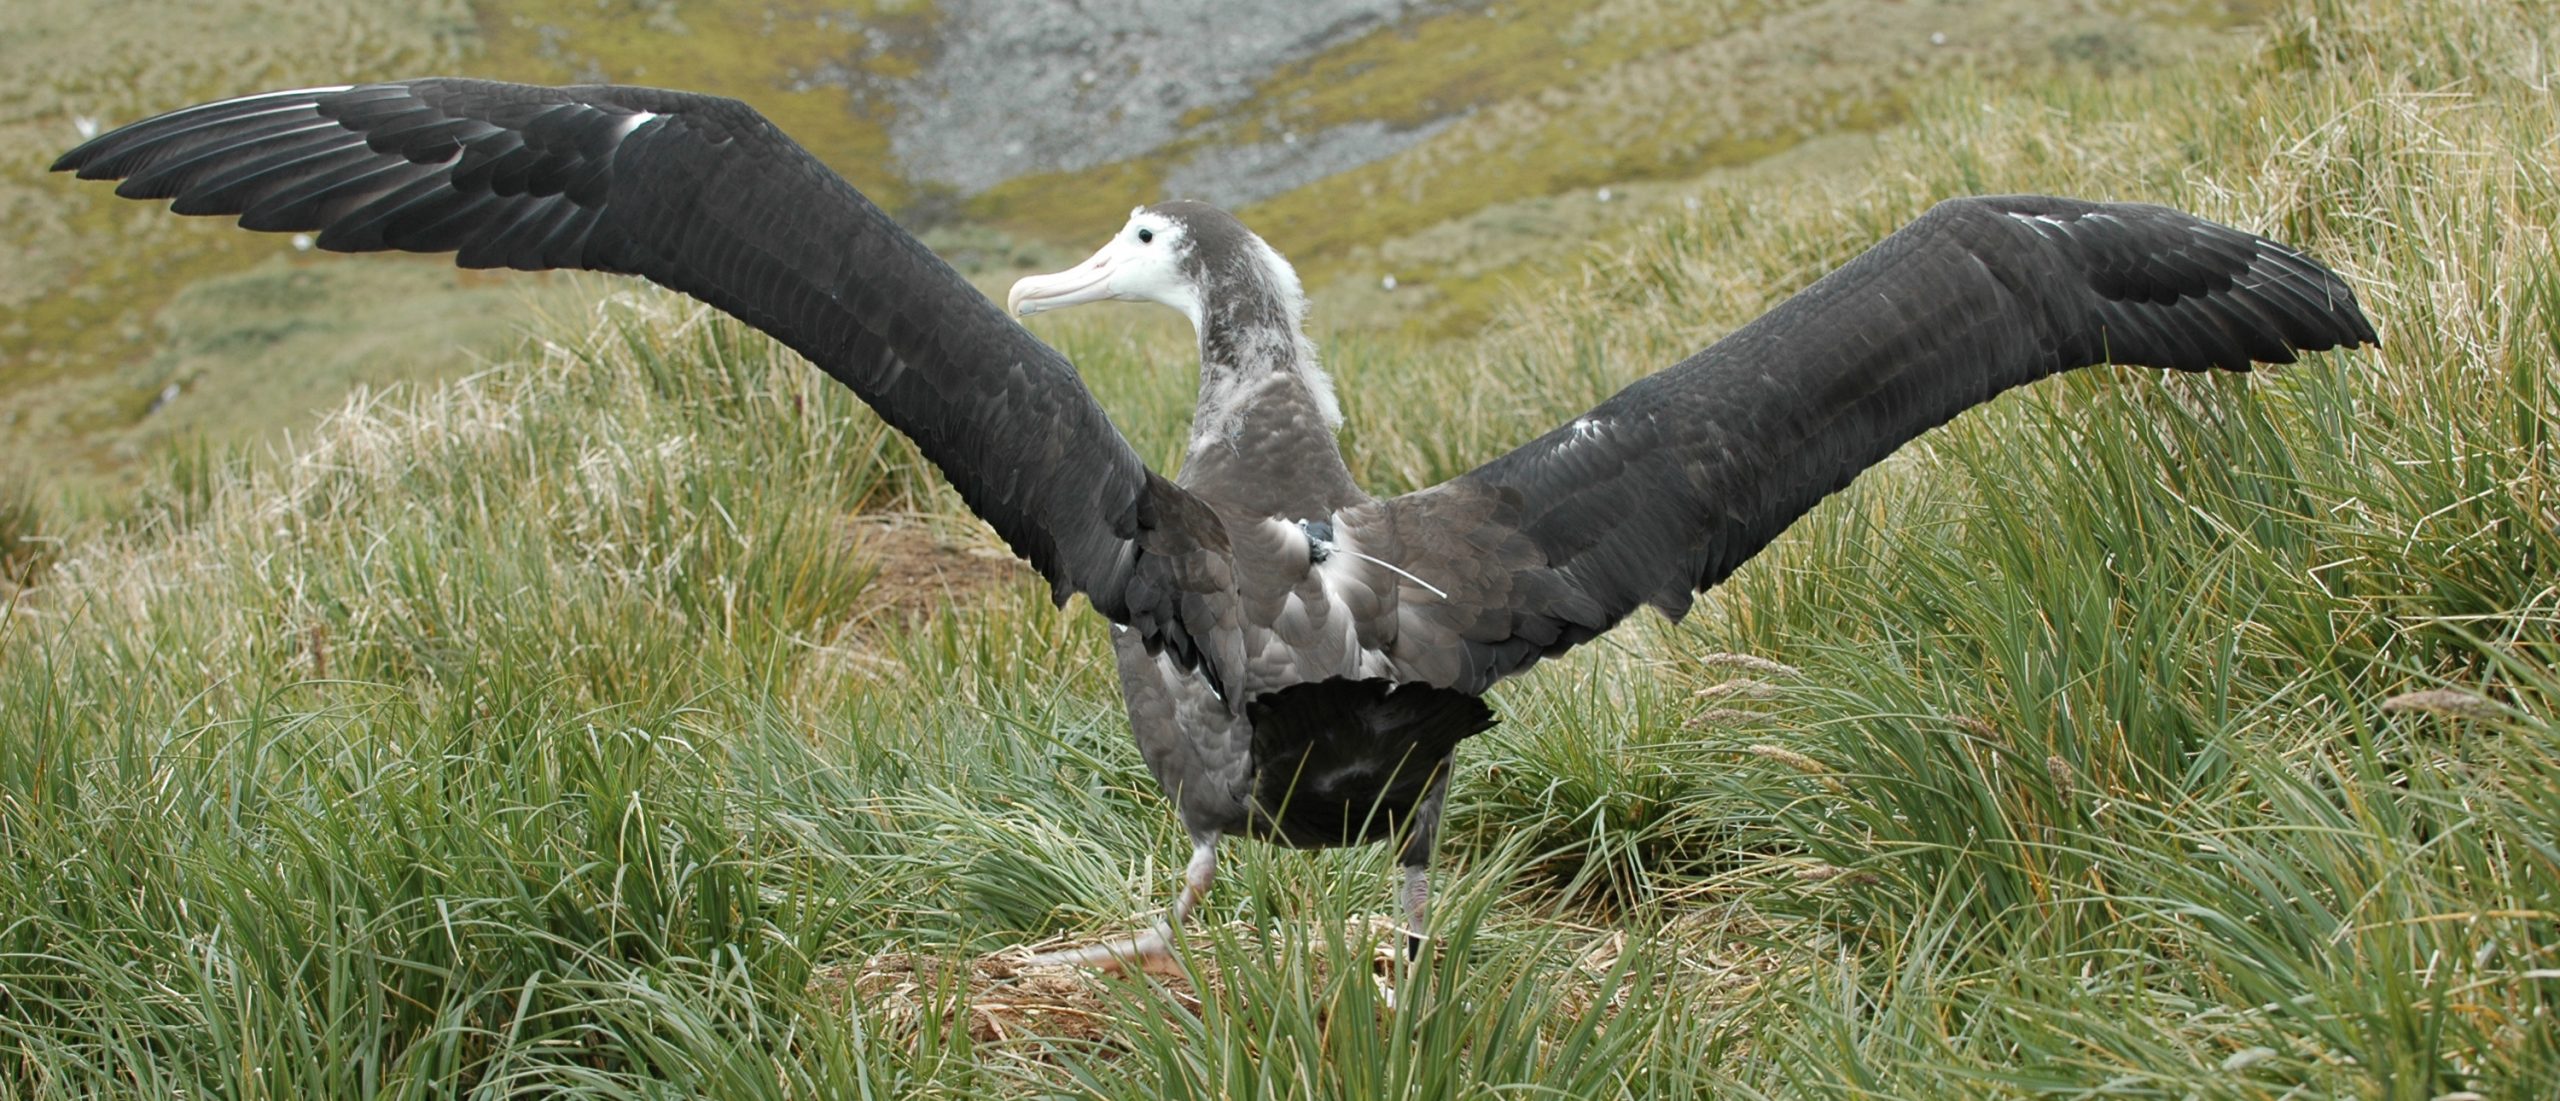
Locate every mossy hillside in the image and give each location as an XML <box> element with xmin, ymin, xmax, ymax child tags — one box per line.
<box><xmin>6</xmin><ymin>0</ymin><xmax>931</xmax><ymax>502</ymax></box>
<box><xmin>11</xmin><ymin>257</ymin><xmax>621</xmax><ymax>490</ymax></box>
<box><xmin>970</xmin><ymin>0</ymin><xmax>2264</xmax><ymax>328</ymax></box>
<box><xmin>2</xmin><ymin>1</ymin><xmax>479</xmax><ymax>494</ymax></box>
<box><xmin>10</xmin><ymin>0</ymin><xmax>2276</xmax><ymax>503</ymax></box>
<box><xmin>467</xmin><ymin>0</ymin><xmax>932</xmax><ymax>211</ymax></box>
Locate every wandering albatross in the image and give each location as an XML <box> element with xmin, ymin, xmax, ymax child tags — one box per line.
<box><xmin>55</xmin><ymin>79</ymin><xmax>2377</xmax><ymax>969</ymax></box>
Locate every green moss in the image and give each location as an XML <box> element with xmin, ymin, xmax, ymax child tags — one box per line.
<box><xmin>965</xmin><ymin>159</ymin><xmax>1169</xmax><ymax>244</ymax></box>
<box><xmin>1232</xmin><ymin>0</ymin><xmax>1772</xmax><ymax>138</ymax></box>
<box><xmin>1238</xmin><ymin>0</ymin><xmax>2230</xmax><ymax>295</ymax></box>
<box><xmin>469</xmin><ymin>0</ymin><xmax>928</xmax><ymax>210</ymax></box>
<box><xmin>954</xmin><ymin>0</ymin><xmax>2257</xmax><ymax>335</ymax></box>
<box><xmin>6</xmin><ymin>0</ymin><xmax>953</xmax><ymax>497</ymax></box>
<box><xmin>9</xmin><ymin>0</ymin><xmax>2275</xmax><ymax>501</ymax></box>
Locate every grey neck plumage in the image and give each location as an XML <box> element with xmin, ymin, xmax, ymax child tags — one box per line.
<box><xmin>1177</xmin><ymin>239</ymin><xmax>1359</xmax><ymax>518</ymax></box>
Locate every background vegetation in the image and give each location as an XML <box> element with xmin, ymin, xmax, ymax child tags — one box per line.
<box><xmin>3</xmin><ymin>0</ymin><xmax>2554</xmax><ymax>1096</ymax></box>
<box><xmin>10</xmin><ymin>0</ymin><xmax>2254</xmax><ymax>500</ymax></box>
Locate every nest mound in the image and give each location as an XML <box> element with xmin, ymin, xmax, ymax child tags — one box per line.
<box><xmin>809</xmin><ymin>917</ymin><xmax>1416</xmax><ymax>1046</ymax></box>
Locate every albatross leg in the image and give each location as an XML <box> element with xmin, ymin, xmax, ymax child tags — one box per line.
<box><xmin>1028</xmin><ymin>834</ymin><xmax>1220</xmax><ymax>971</ymax></box>
<box><xmin>1399</xmin><ymin>862</ymin><xmax>1431</xmax><ymax>959</ymax></box>
<box><xmin>1395</xmin><ymin>772</ymin><xmax>1451</xmax><ymax>960</ymax></box>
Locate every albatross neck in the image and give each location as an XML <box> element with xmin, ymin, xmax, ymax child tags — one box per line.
<box><xmin>1177</xmin><ymin>270</ymin><xmax>1361</xmax><ymax>518</ymax></box>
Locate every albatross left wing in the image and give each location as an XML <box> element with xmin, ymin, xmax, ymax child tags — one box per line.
<box><xmin>54</xmin><ymin>79</ymin><xmax>1244</xmax><ymax>700</ymax></box>
<box><xmin>1372</xmin><ymin>195</ymin><xmax>2377</xmax><ymax>692</ymax></box>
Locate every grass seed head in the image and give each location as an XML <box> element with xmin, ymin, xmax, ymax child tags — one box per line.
<box><xmin>1697</xmin><ymin>652</ymin><xmax>1803</xmax><ymax>678</ymax></box>
<box><xmin>2380</xmin><ymin>687</ymin><xmax>2503</xmax><ymax>721</ymax></box>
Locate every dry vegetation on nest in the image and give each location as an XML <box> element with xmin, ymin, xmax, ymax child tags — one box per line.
<box><xmin>809</xmin><ymin>918</ymin><xmax>1424</xmax><ymax>1051</ymax></box>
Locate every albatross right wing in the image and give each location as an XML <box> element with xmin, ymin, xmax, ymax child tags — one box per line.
<box><xmin>1374</xmin><ymin>195</ymin><xmax>2377</xmax><ymax>692</ymax></box>
<box><xmin>55</xmin><ymin>78</ymin><xmax>1244</xmax><ymax>700</ymax></box>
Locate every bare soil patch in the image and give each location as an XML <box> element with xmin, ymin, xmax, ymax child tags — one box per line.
<box><xmin>846</xmin><ymin>513</ymin><xmax>1028</xmax><ymax>623</ymax></box>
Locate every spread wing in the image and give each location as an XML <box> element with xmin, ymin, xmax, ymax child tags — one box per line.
<box><xmin>54</xmin><ymin>78</ymin><xmax>1244</xmax><ymax>699</ymax></box>
<box><xmin>1374</xmin><ymin>195</ymin><xmax>2377</xmax><ymax>692</ymax></box>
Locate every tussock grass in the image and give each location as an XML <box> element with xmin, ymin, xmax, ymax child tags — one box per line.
<box><xmin>4</xmin><ymin>0</ymin><xmax>2555</xmax><ymax>1095</ymax></box>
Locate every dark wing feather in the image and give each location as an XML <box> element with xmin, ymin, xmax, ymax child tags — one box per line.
<box><xmin>55</xmin><ymin>79</ymin><xmax>1242</xmax><ymax>700</ymax></box>
<box><xmin>1380</xmin><ymin>195</ymin><xmax>2376</xmax><ymax>692</ymax></box>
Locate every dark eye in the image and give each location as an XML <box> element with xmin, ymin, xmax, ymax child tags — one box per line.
<box><xmin>1137</xmin><ymin>228</ymin><xmax>1155</xmax><ymax>244</ymax></box>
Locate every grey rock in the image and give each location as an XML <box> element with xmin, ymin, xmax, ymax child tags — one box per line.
<box><xmin>884</xmin><ymin>0</ymin><xmax>1449</xmax><ymax>196</ymax></box>
<box><xmin>1162</xmin><ymin>116</ymin><xmax>1461</xmax><ymax>208</ymax></box>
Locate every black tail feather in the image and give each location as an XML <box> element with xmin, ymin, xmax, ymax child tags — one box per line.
<box><xmin>1245</xmin><ymin>679</ymin><xmax>1496</xmax><ymax>854</ymax></box>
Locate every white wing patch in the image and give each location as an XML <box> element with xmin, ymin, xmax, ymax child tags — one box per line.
<box><xmin>608</xmin><ymin>110</ymin><xmax>663</xmax><ymax>141</ymax></box>
<box><xmin>2003</xmin><ymin>208</ymin><xmax>2122</xmax><ymax>237</ymax></box>
<box><xmin>1556</xmin><ymin>415</ymin><xmax>1608</xmax><ymax>453</ymax></box>
<box><xmin>203</xmin><ymin>85</ymin><xmax>357</xmax><ymax>111</ymax></box>
<box><xmin>2004</xmin><ymin>210</ymin><xmax>2074</xmax><ymax>239</ymax></box>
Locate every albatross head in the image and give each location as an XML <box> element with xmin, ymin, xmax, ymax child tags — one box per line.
<box><xmin>1009</xmin><ymin>201</ymin><xmax>1337</xmax><ymax>428</ymax></box>
<box><xmin>1009</xmin><ymin>201</ymin><xmax>1307</xmax><ymax>338</ymax></box>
